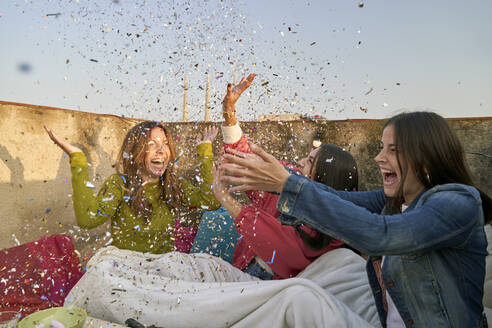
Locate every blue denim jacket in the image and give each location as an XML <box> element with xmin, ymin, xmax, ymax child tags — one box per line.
<box><xmin>277</xmin><ymin>174</ymin><xmax>488</xmax><ymax>328</ymax></box>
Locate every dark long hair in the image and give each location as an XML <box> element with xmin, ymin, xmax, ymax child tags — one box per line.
<box><xmin>114</xmin><ymin>121</ymin><xmax>183</xmax><ymax>221</ymax></box>
<box><xmin>296</xmin><ymin>144</ymin><xmax>359</xmax><ymax>250</ymax></box>
<box><xmin>384</xmin><ymin>111</ymin><xmax>491</xmax><ymax>224</ymax></box>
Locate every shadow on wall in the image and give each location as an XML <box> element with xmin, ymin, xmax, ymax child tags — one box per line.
<box><xmin>0</xmin><ymin>141</ymin><xmax>112</xmax><ymax>257</ymax></box>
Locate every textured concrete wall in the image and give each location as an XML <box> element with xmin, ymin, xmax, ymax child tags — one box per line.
<box><xmin>1</xmin><ymin>101</ymin><xmax>491</xmax><ymax>256</ymax></box>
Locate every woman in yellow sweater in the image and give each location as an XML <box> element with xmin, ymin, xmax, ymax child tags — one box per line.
<box><xmin>44</xmin><ymin>121</ymin><xmax>220</xmax><ymax>254</ymax></box>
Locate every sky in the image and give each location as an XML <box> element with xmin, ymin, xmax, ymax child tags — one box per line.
<box><xmin>0</xmin><ymin>0</ymin><xmax>491</xmax><ymax>122</ymax></box>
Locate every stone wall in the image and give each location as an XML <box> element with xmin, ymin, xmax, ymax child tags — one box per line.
<box><xmin>1</xmin><ymin>101</ymin><xmax>490</xmax><ymax>255</ymax></box>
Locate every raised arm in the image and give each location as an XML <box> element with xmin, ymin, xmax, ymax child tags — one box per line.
<box><xmin>45</xmin><ymin>126</ymin><xmax>83</xmax><ymax>155</ymax></box>
<box><xmin>181</xmin><ymin>126</ymin><xmax>221</xmax><ymax>211</ymax></box>
<box><xmin>221</xmin><ymin>74</ymin><xmax>256</xmax><ymax>152</ymax></box>
<box><xmin>222</xmin><ymin>73</ymin><xmax>256</xmax><ymax>127</ymax></box>
<box><xmin>45</xmin><ymin>126</ymin><xmax>122</xmax><ymax>229</ymax></box>
<box><xmin>219</xmin><ymin>74</ymin><xmax>281</xmax><ymax>208</ymax></box>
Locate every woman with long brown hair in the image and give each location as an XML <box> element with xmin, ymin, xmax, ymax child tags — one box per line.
<box><xmin>45</xmin><ymin>122</ymin><xmax>220</xmax><ymax>254</ymax></box>
<box><xmin>220</xmin><ymin>111</ymin><xmax>491</xmax><ymax>327</ymax></box>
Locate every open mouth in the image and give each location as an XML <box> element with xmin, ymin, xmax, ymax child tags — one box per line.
<box><xmin>381</xmin><ymin>170</ymin><xmax>398</xmax><ymax>185</ymax></box>
<box><xmin>149</xmin><ymin>159</ymin><xmax>167</xmax><ymax>174</ymax></box>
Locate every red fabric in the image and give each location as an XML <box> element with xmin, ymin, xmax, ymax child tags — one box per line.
<box><xmin>174</xmin><ymin>220</ymin><xmax>198</xmax><ymax>253</ymax></box>
<box><xmin>224</xmin><ymin>134</ymin><xmax>344</xmax><ymax>279</ymax></box>
<box><xmin>0</xmin><ymin>235</ymin><xmax>84</xmax><ymax>318</ymax></box>
<box><xmin>372</xmin><ymin>259</ymin><xmax>388</xmax><ymax>311</ymax></box>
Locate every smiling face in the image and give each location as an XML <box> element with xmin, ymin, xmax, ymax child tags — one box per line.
<box><xmin>142</xmin><ymin>127</ymin><xmax>171</xmax><ymax>183</ymax></box>
<box><xmin>374</xmin><ymin>124</ymin><xmax>425</xmax><ymax>205</ymax></box>
<box><xmin>297</xmin><ymin>147</ymin><xmax>321</xmax><ymax>178</ymax></box>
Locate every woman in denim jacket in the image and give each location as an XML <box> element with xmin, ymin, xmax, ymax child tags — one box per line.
<box><xmin>220</xmin><ymin>111</ymin><xmax>492</xmax><ymax>327</ymax></box>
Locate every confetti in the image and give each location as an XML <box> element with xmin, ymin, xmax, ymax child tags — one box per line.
<box><xmin>467</xmin><ymin>152</ymin><xmax>492</xmax><ymax>158</ymax></box>
<box><xmin>44</xmin><ymin>13</ymin><xmax>61</xmax><ymax>18</ymax></box>
<box><xmin>51</xmin><ymin>320</ymin><xmax>65</xmax><ymax>328</ymax></box>
<box><xmin>265</xmin><ymin>250</ymin><xmax>276</xmax><ymax>264</ymax></box>
<box><xmin>11</xmin><ymin>234</ymin><xmax>20</xmax><ymax>246</ymax></box>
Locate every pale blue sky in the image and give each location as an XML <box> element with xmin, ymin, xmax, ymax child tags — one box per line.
<box><xmin>1</xmin><ymin>0</ymin><xmax>491</xmax><ymax>121</ymax></box>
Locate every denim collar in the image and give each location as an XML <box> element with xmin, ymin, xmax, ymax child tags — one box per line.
<box><xmin>405</xmin><ymin>188</ymin><xmax>428</xmax><ymax>212</ymax></box>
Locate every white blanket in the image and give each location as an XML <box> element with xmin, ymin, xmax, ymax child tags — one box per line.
<box><xmin>65</xmin><ymin>247</ymin><xmax>380</xmax><ymax>328</ymax></box>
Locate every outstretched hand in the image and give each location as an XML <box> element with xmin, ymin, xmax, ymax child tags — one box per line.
<box><xmin>222</xmin><ymin>73</ymin><xmax>256</xmax><ymax>125</ymax></box>
<box><xmin>197</xmin><ymin>126</ymin><xmax>219</xmax><ymax>145</ymax></box>
<box><xmin>222</xmin><ymin>73</ymin><xmax>257</xmax><ymax>110</ymax></box>
<box><xmin>212</xmin><ymin>163</ymin><xmax>242</xmax><ymax>218</ymax></box>
<box><xmin>44</xmin><ymin>126</ymin><xmax>83</xmax><ymax>155</ymax></box>
<box><xmin>220</xmin><ymin>143</ymin><xmax>291</xmax><ymax>193</ymax></box>
<box><xmin>212</xmin><ymin>163</ymin><xmax>229</xmax><ymax>204</ymax></box>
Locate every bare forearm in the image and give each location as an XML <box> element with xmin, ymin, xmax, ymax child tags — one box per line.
<box><xmin>222</xmin><ymin>104</ymin><xmax>237</xmax><ymax>126</ymax></box>
<box><xmin>219</xmin><ymin>194</ymin><xmax>243</xmax><ymax>218</ymax></box>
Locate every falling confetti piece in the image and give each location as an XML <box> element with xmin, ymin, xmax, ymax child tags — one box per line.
<box><xmin>44</xmin><ymin>13</ymin><xmax>61</xmax><ymax>18</ymax></box>
<box><xmin>89</xmin><ymin>59</ymin><xmax>98</xmax><ymax>63</ymax></box>
<box><xmin>265</xmin><ymin>250</ymin><xmax>276</xmax><ymax>264</ymax></box>
<box><xmin>467</xmin><ymin>152</ymin><xmax>492</xmax><ymax>158</ymax></box>
<box><xmin>364</xmin><ymin>87</ymin><xmax>374</xmax><ymax>95</ymax></box>
<box><xmin>173</xmin><ymin>155</ymin><xmax>181</xmax><ymax>164</ymax></box>
<box><xmin>310</xmin><ymin>42</ymin><xmax>316</xmax><ymax>46</ymax></box>
<box><xmin>11</xmin><ymin>234</ymin><xmax>20</xmax><ymax>246</ymax></box>
<box><xmin>51</xmin><ymin>320</ymin><xmax>65</xmax><ymax>328</ymax></box>
<box><xmin>83</xmin><ymin>250</ymin><xmax>95</xmax><ymax>261</ymax></box>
